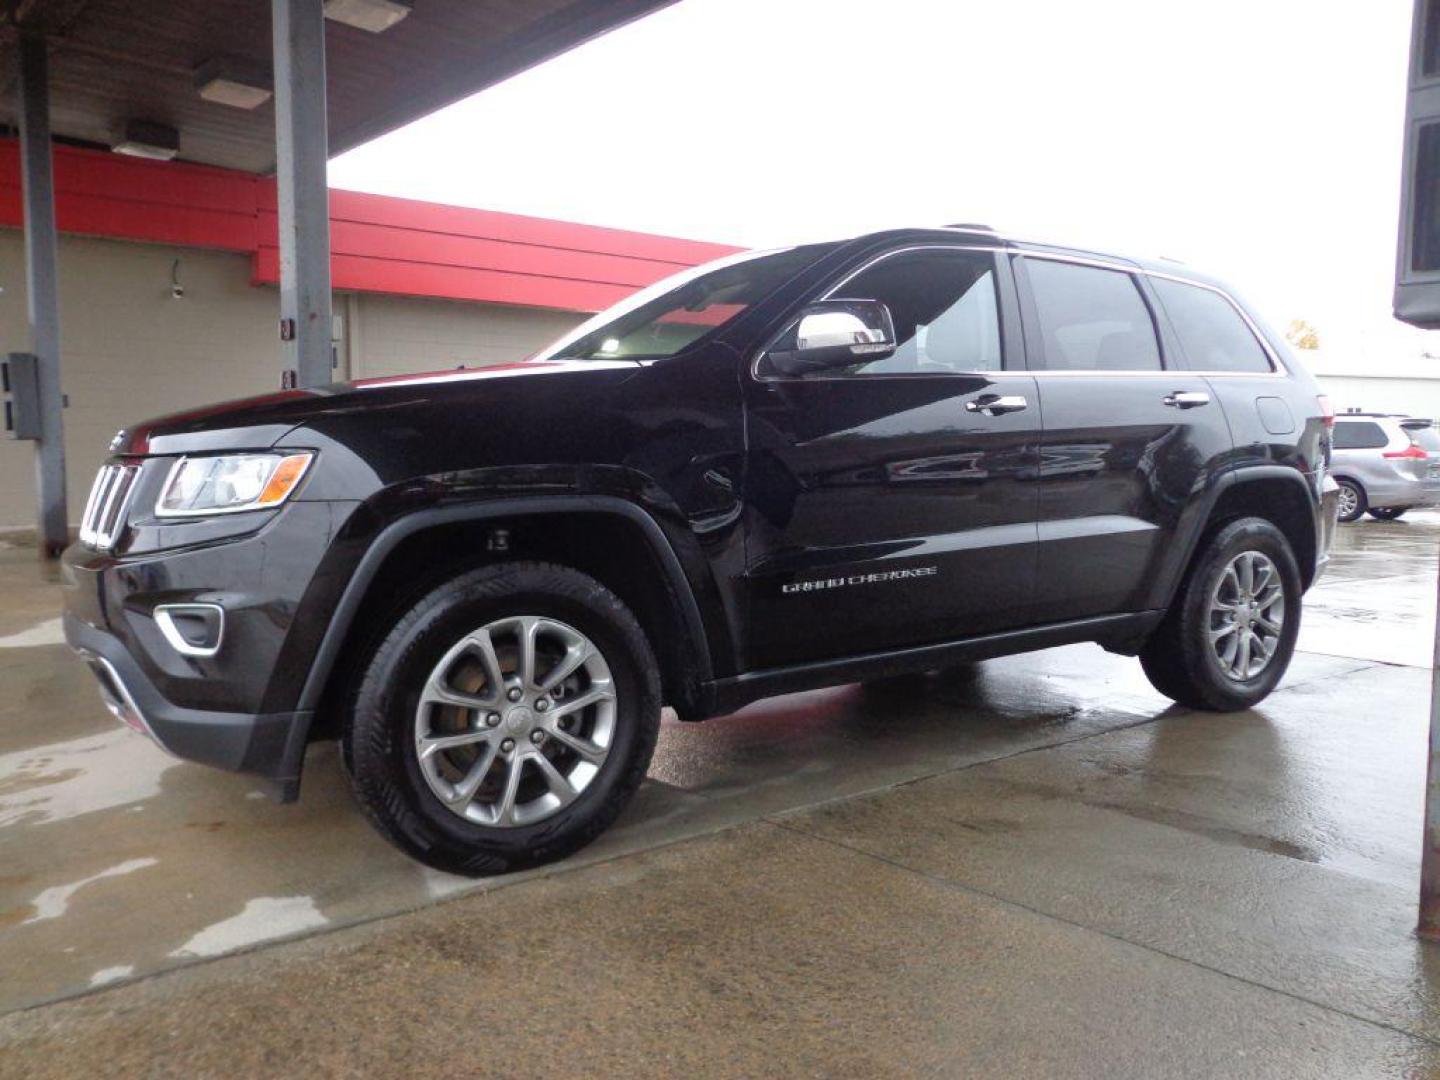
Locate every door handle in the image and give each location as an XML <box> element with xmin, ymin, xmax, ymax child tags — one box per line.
<box><xmin>1163</xmin><ymin>390</ymin><xmax>1211</xmax><ymax>409</ymax></box>
<box><xmin>965</xmin><ymin>394</ymin><xmax>1028</xmax><ymax>416</ymax></box>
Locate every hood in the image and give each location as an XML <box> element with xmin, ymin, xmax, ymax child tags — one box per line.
<box><xmin>110</xmin><ymin>359</ymin><xmax>638</xmax><ymax>456</ymax></box>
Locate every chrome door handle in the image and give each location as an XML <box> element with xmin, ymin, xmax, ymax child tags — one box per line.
<box><xmin>1163</xmin><ymin>390</ymin><xmax>1211</xmax><ymax>409</ymax></box>
<box><xmin>965</xmin><ymin>394</ymin><xmax>1028</xmax><ymax>416</ymax></box>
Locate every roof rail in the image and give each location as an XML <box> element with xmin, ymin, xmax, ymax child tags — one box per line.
<box><xmin>944</xmin><ymin>222</ymin><xmax>996</xmax><ymax>232</ymax></box>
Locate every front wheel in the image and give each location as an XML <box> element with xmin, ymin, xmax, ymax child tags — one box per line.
<box><xmin>1139</xmin><ymin>518</ymin><xmax>1302</xmax><ymax>711</ymax></box>
<box><xmin>1368</xmin><ymin>507</ymin><xmax>1407</xmax><ymax>521</ymax></box>
<box><xmin>345</xmin><ymin>562</ymin><xmax>661</xmax><ymax>875</ymax></box>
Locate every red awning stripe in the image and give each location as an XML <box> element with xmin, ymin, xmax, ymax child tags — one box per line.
<box><xmin>0</xmin><ymin>138</ymin><xmax>740</xmax><ymax>313</ymax></box>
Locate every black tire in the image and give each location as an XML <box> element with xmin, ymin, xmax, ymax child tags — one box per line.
<box><xmin>1368</xmin><ymin>507</ymin><xmax>1407</xmax><ymax>521</ymax></box>
<box><xmin>1139</xmin><ymin>517</ymin><xmax>1302</xmax><ymax>712</ymax></box>
<box><xmin>1336</xmin><ymin>478</ymin><xmax>1367</xmax><ymax>523</ymax></box>
<box><xmin>345</xmin><ymin>561</ymin><xmax>661</xmax><ymax>875</ymax></box>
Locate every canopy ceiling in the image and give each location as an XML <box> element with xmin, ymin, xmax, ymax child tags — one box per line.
<box><xmin>0</xmin><ymin>0</ymin><xmax>674</xmax><ymax>172</ymax></box>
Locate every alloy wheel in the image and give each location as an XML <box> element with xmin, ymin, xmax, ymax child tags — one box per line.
<box><xmin>1337</xmin><ymin>483</ymin><xmax>1359</xmax><ymax>520</ymax></box>
<box><xmin>1207</xmin><ymin>550</ymin><xmax>1284</xmax><ymax>682</ymax></box>
<box><xmin>414</xmin><ymin>615</ymin><xmax>615</xmax><ymax>827</ymax></box>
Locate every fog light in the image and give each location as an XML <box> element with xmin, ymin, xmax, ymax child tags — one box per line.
<box><xmin>154</xmin><ymin>603</ymin><xmax>225</xmax><ymax>658</ymax></box>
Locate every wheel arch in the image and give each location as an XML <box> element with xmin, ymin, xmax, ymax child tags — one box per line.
<box><xmin>297</xmin><ymin>497</ymin><xmax>715</xmax><ymax>745</ymax></box>
<box><xmin>1156</xmin><ymin>467</ymin><xmax>1322</xmax><ymax>612</ymax></box>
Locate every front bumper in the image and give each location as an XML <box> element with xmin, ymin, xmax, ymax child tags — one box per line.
<box><xmin>66</xmin><ymin>613</ymin><xmax>311</xmax><ymax>800</ymax></box>
<box><xmin>58</xmin><ymin>497</ymin><xmax>346</xmax><ymax>801</ymax></box>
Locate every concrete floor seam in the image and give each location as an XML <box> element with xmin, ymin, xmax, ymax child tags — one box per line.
<box><xmin>0</xmin><ymin>811</ymin><xmax>808</xmax><ymax>1020</ymax></box>
<box><xmin>1285</xmin><ymin>651</ymin><xmax>1422</xmax><ymax>673</ymax></box>
<box><xmin>764</xmin><ymin>818</ymin><xmax>1440</xmax><ymax>1052</ymax></box>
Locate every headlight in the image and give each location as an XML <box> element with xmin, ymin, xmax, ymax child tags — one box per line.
<box><xmin>156</xmin><ymin>453</ymin><xmax>314</xmax><ymax>517</ymax></box>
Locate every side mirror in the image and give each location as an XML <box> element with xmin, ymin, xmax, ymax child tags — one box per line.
<box><xmin>763</xmin><ymin>299</ymin><xmax>897</xmax><ymax>377</ymax></box>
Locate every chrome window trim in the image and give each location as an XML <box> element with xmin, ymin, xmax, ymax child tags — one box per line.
<box><xmin>1025</xmin><ymin>369</ymin><xmax>1281</xmax><ymax>379</ymax></box>
<box><xmin>153</xmin><ymin>602</ymin><xmax>226</xmax><ymax>659</ymax></box>
<box><xmin>749</xmin><ymin>240</ymin><xmax>1287</xmax><ymax>382</ymax></box>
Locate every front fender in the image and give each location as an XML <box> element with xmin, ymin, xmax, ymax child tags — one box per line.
<box><xmin>292</xmin><ymin>494</ymin><xmax>717</xmax><ymax>716</ymax></box>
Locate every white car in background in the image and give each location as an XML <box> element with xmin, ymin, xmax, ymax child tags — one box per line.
<box><xmin>1330</xmin><ymin>413</ymin><xmax>1440</xmax><ymax>522</ymax></box>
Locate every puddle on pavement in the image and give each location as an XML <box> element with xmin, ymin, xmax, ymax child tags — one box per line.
<box><xmin>0</xmin><ymin>729</ymin><xmax>176</xmax><ymax>827</ymax></box>
<box><xmin>0</xmin><ymin>617</ymin><xmax>65</xmax><ymax>649</ymax></box>
<box><xmin>22</xmin><ymin>858</ymin><xmax>160</xmax><ymax>924</ymax></box>
<box><xmin>169</xmin><ymin>896</ymin><xmax>329</xmax><ymax>958</ymax></box>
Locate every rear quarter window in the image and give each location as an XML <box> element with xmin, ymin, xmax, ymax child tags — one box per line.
<box><xmin>1332</xmin><ymin>421</ymin><xmax>1390</xmax><ymax>450</ymax></box>
<box><xmin>1150</xmin><ymin>277</ymin><xmax>1273</xmax><ymax>373</ymax></box>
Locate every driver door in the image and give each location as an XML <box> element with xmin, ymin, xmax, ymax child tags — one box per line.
<box><xmin>740</xmin><ymin>246</ymin><xmax>1041</xmax><ymax>669</ymax></box>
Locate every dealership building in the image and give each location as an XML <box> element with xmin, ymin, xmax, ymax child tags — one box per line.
<box><xmin>0</xmin><ymin>139</ymin><xmax>735</xmax><ymax>530</ymax></box>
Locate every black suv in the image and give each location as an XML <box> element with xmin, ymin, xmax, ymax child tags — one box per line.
<box><xmin>62</xmin><ymin>227</ymin><xmax>1339</xmax><ymax>874</ymax></box>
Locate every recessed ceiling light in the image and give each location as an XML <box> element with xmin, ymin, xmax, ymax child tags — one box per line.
<box><xmin>111</xmin><ymin>120</ymin><xmax>179</xmax><ymax>161</ymax></box>
<box><xmin>323</xmin><ymin>0</ymin><xmax>412</xmax><ymax>33</ymax></box>
<box><xmin>195</xmin><ymin>57</ymin><xmax>272</xmax><ymax>110</ymax></box>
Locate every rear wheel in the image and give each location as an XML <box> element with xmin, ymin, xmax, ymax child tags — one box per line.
<box><xmin>1139</xmin><ymin>517</ymin><xmax>1302</xmax><ymax>711</ymax></box>
<box><xmin>1336</xmin><ymin>479</ymin><xmax>1366</xmax><ymax>523</ymax></box>
<box><xmin>1368</xmin><ymin>507</ymin><xmax>1407</xmax><ymax>521</ymax></box>
<box><xmin>345</xmin><ymin>561</ymin><xmax>660</xmax><ymax>875</ymax></box>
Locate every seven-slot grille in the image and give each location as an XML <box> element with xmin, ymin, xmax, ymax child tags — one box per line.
<box><xmin>79</xmin><ymin>463</ymin><xmax>140</xmax><ymax>549</ymax></box>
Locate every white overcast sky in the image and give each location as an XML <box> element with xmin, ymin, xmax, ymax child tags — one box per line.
<box><xmin>330</xmin><ymin>0</ymin><xmax>1427</xmax><ymax>373</ymax></box>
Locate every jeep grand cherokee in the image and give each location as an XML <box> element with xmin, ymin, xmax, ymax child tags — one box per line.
<box><xmin>62</xmin><ymin>226</ymin><xmax>1340</xmax><ymax>874</ymax></box>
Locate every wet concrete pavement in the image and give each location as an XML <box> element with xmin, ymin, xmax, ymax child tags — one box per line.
<box><xmin>1</xmin><ymin>515</ymin><xmax>1438</xmax><ymax>1076</ymax></box>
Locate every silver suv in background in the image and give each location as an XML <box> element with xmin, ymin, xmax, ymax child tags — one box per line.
<box><xmin>1331</xmin><ymin>413</ymin><xmax>1440</xmax><ymax>521</ymax></box>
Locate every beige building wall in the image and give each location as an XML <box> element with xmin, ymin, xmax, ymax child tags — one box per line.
<box><xmin>0</xmin><ymin>233</ymin><xmax>278</xmax><ymax>530</ymax></box>
<box><xmin>347</xmin><ymin>292</ymin><xmax>580</xmax><ymax>380</ymax></box>
<box><xmin>0</xmin><ymin>231</ymin><xmax>586</xmax><ymax>530</ymax></box>
<box><xmin>1318</xmin><ymin>374</ymin><xmax>1440</xmax><ymax>423</ymax></box>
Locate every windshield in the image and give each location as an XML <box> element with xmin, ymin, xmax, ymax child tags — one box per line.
<box><xmin>532</xmin><ymin>243</ymin><xmax>835</xmax><ymax>363</ymax></box>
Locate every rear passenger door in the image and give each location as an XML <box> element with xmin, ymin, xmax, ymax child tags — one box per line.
<box><xmin>1147</xmin><ymin>271</ymin><xmax>1301</xmax><ymax>477</ymax></box>
<box><xmin>1016</xmin><ymin>254</ymin><xmax>1233</xmax><ymax>621</ymax></box>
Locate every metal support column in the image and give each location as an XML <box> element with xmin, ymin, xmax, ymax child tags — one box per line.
<box><xmin>16</xmin><ymin>34</ymin><xmax>66</xmax><ymax>557</ymax></box>
<box><xmin>271</xmin><ymin>0</ymin><xmax>333</xmax><ymax>388</ymax></box>
<box><xmin>1420</xmin><ymin>546</ymin><xmax>1440</xmax><ymax>937</ymax></box>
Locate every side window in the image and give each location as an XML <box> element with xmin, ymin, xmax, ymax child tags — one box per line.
<box><xmin>1332</xmin><ymin>421</ymin><xmax>1389</xmax><ymax>450</ymax></box>
<box><xmin>821</xmin><ymin>249</ymin><xmax>1003</xmax><ymax>375</ymax></box>
<box><xmin>1150</xmin><ymin>278</ymin><xmax>1273</xmax><ymax>373</ymax></box>
<box><xmin>1024</xmin><ymin>258</ymin><xmax>1161</xmax><ymax>371</ymax></box>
